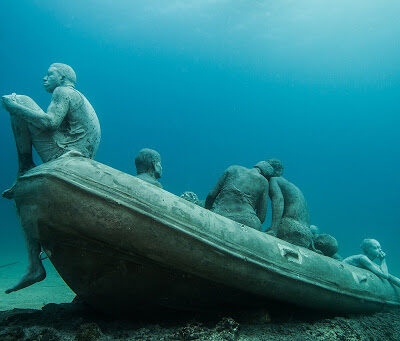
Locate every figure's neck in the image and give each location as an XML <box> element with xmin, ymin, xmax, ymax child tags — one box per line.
<box><xmin>141</xmin><ymin>171</ymin><xmax>156</xmax><ymax>179</ymax></box>
<box><xmin>62</xmin><ymin>82</ymin><xmax>75</xmax><ymax>88</ymax></box>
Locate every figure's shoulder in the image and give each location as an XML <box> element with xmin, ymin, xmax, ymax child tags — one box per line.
<box><xmin>258</xmin><ymin>174</ymin><xmax>269</xmax><ymax>185</ymax></box>
<box><xmin>53</xmin><ymin>86</ymin><xmax>78</xmax><ymax>98</ymax></box>
<box><xmin>276</xmin><ymin>176</ymin><xmax>288</xmax><ymax>184</ymax></box>
<box><xmin>50</xmin><ymin>87</ymin><xmax>70</xmax><ymax>101</ymax></box>
<box><xmin>270</xmin><ymin>177</ymin><xmax>280</xmax><ymax>185</ymax></box>
<box><xmin>343</xmin><ymin>254</ymin><xmax>366</xmax><ymax>265</ymax></box>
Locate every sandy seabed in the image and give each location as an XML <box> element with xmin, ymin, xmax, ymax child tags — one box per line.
<box><xmin>0</xmin><ymin>257</ymin><xmax>399</xmax><ymax>340</ymax></box>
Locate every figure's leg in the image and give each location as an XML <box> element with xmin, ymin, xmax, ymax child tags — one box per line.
<box><xmin>2</xmin><ymin>115</ymin><xmax>36</xmax><ymax>199</ymax></box>
<box><xmin>277</xmin><ymin>217</ymin><xmax>313</xmax><ymax>248</ymax></box>
<box><xmin>5</xmin><ymin>206</ymin><xmax>46</xmax><ymax>294</ymax></box>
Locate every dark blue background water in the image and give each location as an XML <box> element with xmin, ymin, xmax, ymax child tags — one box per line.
<box><xmin>1</xmin><ymin>0</ymin><xmax>399</xmax><ymax>273</ymax></box>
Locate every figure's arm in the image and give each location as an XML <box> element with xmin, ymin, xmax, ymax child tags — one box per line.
<box><xmin>378</xmin><ymin>253</ymin><xmax>400</xmax><ymax>287</ymax></box>
<box><xmin>380</xmin><ymin>257</ymin><xmax>389</xmax><ymax>277</ymax></box>
<box><xmin>388</xmin><ymin>274</ymin><xmax>400</xmax><ymax>287</ymax></box>
<box><xmin>256</xmin><ymin>181</ymin><xmax>269</xmax><ymax>224</ymax></box>
<box><xmin>269</xmin><ymin>178</ymin><xmax>284</xmax><ymax>235</ymax></box>
<box><xmin>4</xmin><ymin>88</ymin><xmax>69</xmax><ymax>130</ymax></box>
<box><xmin>359</xmin><ymin>256</ymin><xmax>389</xmax><ymax>279</ymax></box>
<box><xmin>205</xmin><ymin>169</ymin><xmax>228</xmax><ymax>209</ymax></box>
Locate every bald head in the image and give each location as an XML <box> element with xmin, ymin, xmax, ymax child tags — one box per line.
<box><xmin>254</xmin><ymin>161</ymin><xmax>274</xmax><ymax>179</ymax></box>
<box><xmin>267</xmin><ymin>158</ymin><xmax>284</xmax><ymax>177</ymax></box>
<box><xmin>361</xmin><ymin>239</ymin><xmax>382</xmax><ymax>260</ymax></box>
<box><xmin>51</xmin><ymin>63</ymin><xmax>77</xmax><ymax>86</ymax></box>
<box><xmin>135</xmin><ymin>148</ymin><xmax>162</xmax><ymax>178</ymax></box>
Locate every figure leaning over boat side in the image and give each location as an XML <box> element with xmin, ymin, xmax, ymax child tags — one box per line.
<box><xmin>313</xmin><ymin>233</ymin><xmax>339</xmax><ymax>258</ymax></box>
<box><xmin>1</xmin><ymin>63</ymin><xmax>101</xmax><ymax>294</ymax></box>
<box><xmin>135</xmin><ymin>148</ymin><xmax>163</xmax><ymax>188</ymax></box>
<box><xmin>344</xmin><ymin>239</ymin><xmax>400</xmax><ymax>287</ymax></box>
<box><xmin>205</xmin><ymin>161</ymin><xmax>273</xmax><ymax>230</ymax></box>
<box><xmin>265</xmin><ymin>159</ymin><xmax>313</xmax><ymax>248</ymax></box>
<box><xmin>310</xmin><ymin>224</ymin><xmax>342</xmax><ymax>259</ymax></box>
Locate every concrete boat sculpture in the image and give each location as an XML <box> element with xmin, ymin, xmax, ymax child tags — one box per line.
<box><xmin>14</xmin><ymin>157</ymin><xmax>400</xmax><ymax>314</ymax></box>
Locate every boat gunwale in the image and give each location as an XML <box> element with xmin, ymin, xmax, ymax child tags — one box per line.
<box><xmin>19</xmin><ymin>162</ymin><xmax>400</xmax><ymax>309</ymax></box>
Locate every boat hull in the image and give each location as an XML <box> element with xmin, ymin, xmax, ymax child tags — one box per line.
<box><xmin>14</xmin><ymin>157</ymin><xmax>400</xmax><ymax>313</ymax></box>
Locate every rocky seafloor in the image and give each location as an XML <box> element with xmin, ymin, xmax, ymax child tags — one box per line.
<box><xmin>0</xmin><ymin>300</ymin><xmax>399</xmax><ymax>341</ymax></box>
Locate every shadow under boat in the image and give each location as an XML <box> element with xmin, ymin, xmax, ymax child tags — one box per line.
<box><xmin>13</xmin><ymin>157</ymin><xmax>400</xmax><ymax>314</ymax></box>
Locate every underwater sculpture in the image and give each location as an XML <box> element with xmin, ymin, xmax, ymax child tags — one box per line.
<box><xmin>1</xmin><ymin>63</ymin><xmax>101</xmax><ymax>294</ymax></box>
<box><xmin>309</xmin><ymin>224</ymin><xmax>340</xmax><ymax>258</ymax></box>
<box><xmin>135</xmin><ymin>148</ymin><xmax>163</xmax><ymax>188</ymax></box>
<box><xmin>266</xmin><ymin>159</ymin><xmax>313</xmax><ymax>248</ymax></box>
<box><xmin>205</xmin><ymin>161</ymin><xmax>273</xmax><ymax>230</ymax></box>
<box><xmin>313</xmin><ymin>234</ymin><xmax>339</xmax><ymax>257</ymax></box>
<box><xmin>344</xmin><ymin>239</ymin><xmax>400</xmax><ymax>287</ymax></box>
<box><xmin>11</xmin><ymin>157</ymin><xmax>400</xmax><ymax>313</ymax></box>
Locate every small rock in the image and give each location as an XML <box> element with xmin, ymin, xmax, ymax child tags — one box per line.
<box><xmin>172</xmin><ymin>322</ymin><xmax>206</xmax><ymax>340</ymax></box>
<box><xmin>75</xmin><ymin>322</ymin><xmax>103</xmax><ymax>341</ymax></box>
<box><xmin>215</xmin><ymin>317</ymin><xmax>239</xmax><ymax>335</ymax></box>
<box><xmin>26</xmin><ymin>328</ymin><xmax>60</xmax><ymax>341</ymax></box>
<box><xmin>0</xmin><ymin>326</ymin><xmax>25</xmax><ymax>341</ymax></box>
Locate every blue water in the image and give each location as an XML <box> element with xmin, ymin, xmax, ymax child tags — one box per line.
<box><xmin>1</xmin><ymin>0</ymin><xmax>399</xmax><ymax>281</ymax></box>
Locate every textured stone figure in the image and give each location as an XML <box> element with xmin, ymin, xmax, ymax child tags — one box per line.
<box><xmin>266</xmin><ymin>159</ymin><xmax>313</xmax><ymax>248</ymax></box>
<box><xmin>180</xmin><ymin>191</ymin><xmax>203</xmax><ymax>206</ymax></box>
<box><xmin>1</xmin><ymin>63</ymin><xmax>101</xmax><ymax>293</ymax></box>
<box><xmin>2</xmin><ymin>64</ymin><xmax>101</xmax><ymax>198</ymax></box>
<box><xmin>314</xmin><ymin>234</ymin><xmax>339</xmax><ymax>257</ymax></box>
<box><xmin>309</xmin><ymin>224</ymin><xmax>341</xmax><ymax>258</ymax></box>
<box><xmin>135</xmin><ymin>148</ymin><xmax>163</xmax><ymax>188</ymax></box>
<box><xmin>205</xmin><ymin>161</ymin><xmax>273</xmax><ymax>230</ymax></box>
<box><xmin>344</xmin><ymin>239</ymin><xmax>400</xmax><ymax>287</ymax></box>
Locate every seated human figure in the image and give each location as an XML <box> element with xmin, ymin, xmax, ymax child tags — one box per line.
<box><xmin>266</xmin><ymin>159</ymin><xmax>313</xmax><ymax>248</ymax></box>
<box><xmin>205</xmin><ymin>161</ymin><xmax>273</xmax><ymax>230</ymax></box>
<box><xmin>180</xmin><ymin>191</ymin><xmax>204</xmax><ymax>207</ymax></box>
<box><xmin>2</xmin><ymin>63</ymin><xmax>101</xmax><ymax>294</ymax></box>
<box><xmin>344</xmin><ymin>239</ymin><xmax>400</xmax><ymax>287</ymax></box>
<box><xmin>135</xmin><ymin>148</ymin><xmax>163</xmax><ymax>188</ymax></box>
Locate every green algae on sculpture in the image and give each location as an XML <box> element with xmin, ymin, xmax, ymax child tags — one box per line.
<box><xmin>2</xmin><ymin>63</ymin><xmax>101</xmax><ymax>294</ymax></box>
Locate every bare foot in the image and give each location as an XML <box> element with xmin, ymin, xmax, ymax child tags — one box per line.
<box><xmin>5</xmin><ymin>263</ymin><xmax>46</xmax><ymax>294</ymax></box>
<box><xmin>2</xmin><ymin>162</ymin><xmax>36</xmax><ymax>199</ymax></box>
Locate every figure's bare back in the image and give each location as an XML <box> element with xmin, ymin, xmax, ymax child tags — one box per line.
<box><xmin>216</xmin><ymin>166</ymin><xmax>266</xmax><ymax>210</ymax></box>
<box><xmin>275</xmin><ymin>177</ymin><xmax>309</xmax><ymax>224</ymax></box>
<box><xmin>53</xmin><ymin>87</ymin><xmax>101</xmax><ymax>159</ymax></box>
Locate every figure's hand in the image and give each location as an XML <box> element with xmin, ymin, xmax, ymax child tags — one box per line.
<box><xmin>379</xmin><ymin>250</ymin><xmax>386</xmax><ymax>259</ymax></box>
